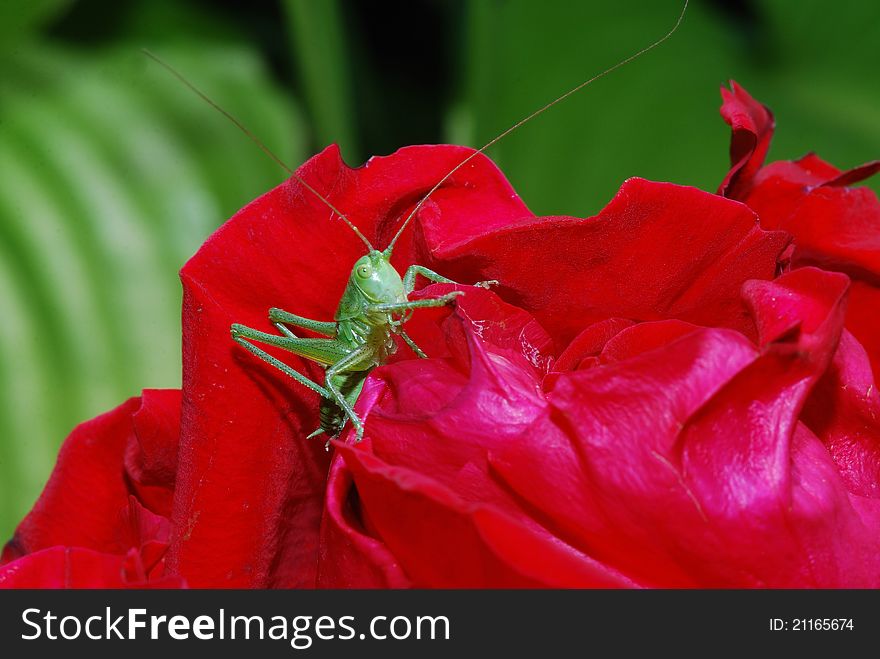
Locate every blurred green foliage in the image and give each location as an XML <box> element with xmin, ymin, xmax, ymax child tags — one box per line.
<box><xmin>455</xmin><ymin>0</ymin><xmax>880</xmax><ymax>214</ymax></box>
<box><xmin>0</xmin><ymin>0</ymin><xmax>877</xmax><ymax>539</ymax></box>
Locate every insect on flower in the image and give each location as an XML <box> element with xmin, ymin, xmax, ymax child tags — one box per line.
<box><xmin>145</xmin><ymin>1</ymin><xmax>688</xmax><ymax>446</ymax></box>
<box><xmin>230</xmin><ymin>214</ymin><xmax>496</xmax><ymax>445</ymax></box>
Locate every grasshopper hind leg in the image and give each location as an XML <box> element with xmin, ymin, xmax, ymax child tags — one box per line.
<box><xmin>231</xmin><ymin>321</ymin><xmax>369</xmax><ymax>444</ymax></box>
<box><xmin>230</xmin><ymin>332</ymin><xmax>330</xmax><ymax>399</ymax></box>
<box><xmin>268</xmin><ymin>308</ymin><xmax>337</xmax><ymax>336</ymax></box>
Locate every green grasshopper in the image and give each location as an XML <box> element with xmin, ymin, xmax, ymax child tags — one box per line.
<box><xmin>146</xmin><ymin>1</ymin><xmax>687</xmax><ymax>445</ymax></box>
<box><xmin>230</xmin><ymin>216</ymin><xmax>495</xmax><ymax>444</ymax></box>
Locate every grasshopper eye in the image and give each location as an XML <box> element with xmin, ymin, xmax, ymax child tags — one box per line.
<box><xmin>356</xmin><ymin>264</ymin><xmax>371</xmax><ymax>278</ymax></box>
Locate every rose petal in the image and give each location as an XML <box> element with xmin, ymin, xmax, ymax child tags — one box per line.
<box><xmin>328</xmin><ymin>291</ymin><xmax>633</xmax><ymax>587</ymax></box>
<box><xmin>338</xmin><ymin>444</ymin><xmax>634</xmax><ymax>588</ymax></box>
<box><xmin>125</xmin><ymin>389</ymin><xmax>181</xmax><ymax>517</ymax></box>
<box><xmin>364</xmin><ymin>289</ymin><xmax>550</xmax><ymax>482</ymax></box>
<box><xmin>490</xmin><ymin>268</ymin><xmax>878</xmax><ymax>586</ymax></box>
<box><xmin>396</xmin><ymin>284</ymin><xmax>554</xmax><ymax>374</ymax></box>
<box><xmin>716</xmin><ymin>83</ymin><xmax>880</xmax><ymax>376</ymax></box>
<box><xmin>822</xmin><ymin>160</ymin><xmax>880</xmax><ymax>188</ymax></box>
<box><xmin>0</xmin><ymin>546</ymin><xmax>185</xmax><ymax>589</ymax></box>
<box><xmin>3</xmin><ymin>397</ymin><xmax>142</xmax><ymax>560</ymax></box>
<box><xmin>342</xmin><ymin>300</ymin><xmax>551</xmax><ymax>566</ymax></box>
<box><xmin>496</xmin><ymin>328</ymin><xmax>758</xmax><ymax>587</ymax></box>
<box><xmin>742</xmin><ymin>162</ymin><xmax>880</xmax><ymax>279</ymax></box>
<box><xmin>553</xmin><ymin>318</ymin><xmax>636</xmax><ymax>372</ymax></box>
<box><xmin>316</xmin><ymin>454</ymin><xmax>410</xmax><ymax>588</ymax></box>
<box><xmin>802</xmin><ymin>330</ymin><xmax>880</xmax><ymax>499</ymax></box>
<box><xmin>599</xmin><ymin>319</ymin><xmax>700</xmax><ymax>364</ymax></box>
<box><xmin>847</xmin><ymin>281</ymin><xmax>880</xmax><ymax>379</ymax></box>
<box><xmin>675</xmin><ymin>270</ymin><xmax>859</xmax><ymax>586</ymax></box>
<box><xmin>119</xmin><ymin>496</ymin><xmax>173</xmax><ymax>579</ymax></box>
<box><xmin>718</xmin><ymin>80</ymin><xmax>775</xmax><ymax>197</ymax></box>
<box><xmin>427</xmin><ymin>178</ymin><xmax>789</xmax><ymax>347</ymax></box>
<box><xmin>738</xmin><ymin>159</ymin><xmax>880</xmax><ymax>374</ymax></box>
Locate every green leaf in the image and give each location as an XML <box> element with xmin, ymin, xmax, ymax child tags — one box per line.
<box><xmin>453</xmin><ymin>0</ymin><xmax>878</xmax><ymax>216</ymax></box>
<box><xmin>284</xmin><ymin>0</ymin><xmax>360</xmax><ymax>162</ymax></box>
<box><xmin>0</xmin><ymin>0</ymin><xmax>73</xmax><ymax>41</ymax></box>
<box><xmin>0</xmin><ymin>42</ymin><xmax>305</xmax><ymax>538</ymax></box>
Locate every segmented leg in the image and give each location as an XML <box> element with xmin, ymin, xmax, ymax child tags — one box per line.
<box><xmin>403</xmin><ymin>265</ymin><xmax>454</xmax><ymax>294</ymax></box>
<box><xmin>268</xmin><ymin>308</ymin><xmax>336</xmax><ymax>336</ymax></box>
<box><xmin>367</xmin><ymin>291</ymin><xmax>463</xmax><ymax>315</ymax></box>
<box><xmin>403</xmin><ymin>264</ymin><xmax>498</xmax><ymax>294</ymax></box>
<box><xmin>399</xmin><ymin>329</ymin><xmax>428</xmax><ymax>359</ymax></box>
<box><xmin>231</xmin><ymin>324</ymin><xmax>349</xmax><ymax>365</ymax></box>
<box><xmin>232</xmin><ymin>322</ymin><xmax>375</xmax><ymax>443</ymax></box>
<box><xmin>309</xmin><ymin>371</ymin><xmax>369</xmax><ymax>447</ymax></box>
<box><xmin>324</xmin><ymin>345</ymin><xmax>375</xmax><ymax>442</ymax></box>
<box><xmin>231</xmin><ymin>336</ymin><xmax>330</xmax><ymax>398</ymax></box>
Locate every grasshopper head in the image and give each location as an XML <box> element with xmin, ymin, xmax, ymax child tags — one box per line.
<box><xmin>351</xmin><ymin>251</ymin><xmax>405</xmax><ymax>304</ymax></box>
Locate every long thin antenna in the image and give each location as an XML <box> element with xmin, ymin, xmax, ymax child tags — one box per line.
<box><xmin>384</xmin><ymin>0</ymin><xmax>689</xmax><ymax>255</ymax></box>
<box><xmin>142</xmin><ymin>49</ymin><xmax>375</xmax><ymax>253</ymax></box>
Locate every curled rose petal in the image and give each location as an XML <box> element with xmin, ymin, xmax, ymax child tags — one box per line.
<box><xmin>739</xmin><ymin>158</ymin><xmax>880</xmax><ymax>278</ymax></box>
<box><xmin>553</xmin><ymin>318</ymin><xmax>636</xmax><ymax>372</ymax></box>
<box><xmin>120</xmin><ymin>497</ymin><xmax>173</xmax><ymax>580</ymax></box>
<box><xmin>496</xmin><ymin>328</ymin><xmax>758</xmax><ymax>587</ymax></box>
<box><xmin>3</xmin><ymin>393</ymin><xmax>176</xmax><ymax>561</ymax></box>
<box><xmin>744</xmin><ymin>174</ymin><xmax>880</xmax><ymax>373</ymax></box>
<box><xmin>717</xmin><ymin>80</ymin><xmax>775</xmax><ymax>198</ymax></box>
<box><xmin>316</xmin><ymin>452</ymin><xmax>411</xmax><ymax>588</ymax></box>
<box><xmin>718</xmin><ymin>81</ymin><xmax>880</xmax><ymax>375</ymax></box>
<box><xmin>426</xmin><ymin>178</ymin><xmax>789</xmax><ymax>347</ymax></box>
<box><xmin>598</xmin><ymin>319</ymin><xmax>700</xmax><ymax>364</ymax></box>
<box><xmin>488</xmin><ymin>267</ymin><xmax>880</xmax><ymax>587</ymax></box>
<box><xmin>802</xmin><ymin>330</ymin><xmax>880</xmax><ymax>499</ymax></box>
<box><xmin>125</xmin><ymin>389</ymin><xmax>181</xmax><ymax>517</ymax></box>
<box><xmin>2</xmin><ymin>392</ymin><xmax>182</xmax><ymax>587</ymax></box>
<box><xmin>336</xmin><ymin>444</ymin><xmax>635</xmax><ymax>588</ymax></box>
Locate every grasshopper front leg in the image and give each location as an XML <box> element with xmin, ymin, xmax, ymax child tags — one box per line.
<box><xmin>370</xmin><ymin>293</ymin><xmax>463</xmax><ymax>360</ymax></box>
<box><xmin>398</xmin><ymin>329</ymin><xmax>428</xmax><ymax>359</ymax></box>
<box><xmin>402</xmin><ymin>265</ymin><xmax>497</xmax><ymax>294</ymax></box>
<box><xmin>367</xmin><ymin>291</ymin><xmax>463</xmax><ymax>315</ymax></box>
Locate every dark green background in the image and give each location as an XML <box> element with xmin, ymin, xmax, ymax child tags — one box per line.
<box><xmin>1</xmin><ymin>0</ymin><xmax>877</xmax><ymax>538</ymax></box>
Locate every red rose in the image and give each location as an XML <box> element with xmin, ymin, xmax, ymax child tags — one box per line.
<box><xmin>3</xmin><ymin>83</ymin><xmax>878</xmax><ymax>588</ymax></box>
<box><xmin>1</xmin><ymin>391</ymin><xmax>184</xmax><ymax>587</ymax></box>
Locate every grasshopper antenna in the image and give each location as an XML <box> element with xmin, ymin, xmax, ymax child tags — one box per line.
<box><xmin>383</xmin><ymin>0</ymin><xmax>689</xmax><ymax>256</ymax></box>
<box><xmin>142</xmin><ymin>49</ymin><xmax>375</xmax><ymax>253</ymax></box>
